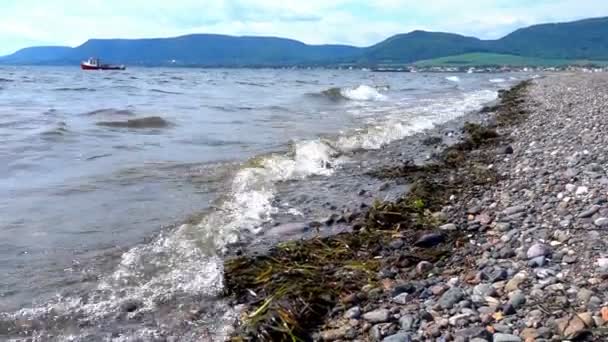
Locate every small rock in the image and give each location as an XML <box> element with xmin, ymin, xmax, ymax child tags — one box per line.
<box><xmin>528</xmin><ymin>256</ymin><xmax>546</xmax><ymax>268</ymax></box>
<box><xmin>440</xmin><ymin>223</ymin><xmax>457</xmax><ymax>231</ymax></box>
<box><xmin>501</xmin><ymin>303</ymin><xmax>517</xmax><ymax>316</ymax></box>
<box><xmin>557</xmin><ymin>312</ymin><xmax>594</xmax><ymax>338</ymax></box>
<box><xmin>597</xmin><ymin>258</ymin><xmax>608</xmax><ymax>269</ymax></box>
<box><xmin>392</xmin><ymin>283</ymin><xmax>415</xmax><ymax>297</ymax></box>
<box><xmin>579</xmin><ymin>205</ymin><xmax>600</xmax><ymax>218</ymax></box>
<box><xmin>320</xmin><ymin>328</ymin><xmax>347</xmax><ymax>341</ymax></box>
<box><xmin>399</xmin><ymin>315</ymin><xmax>415</xmax><ymax>331</ymax></box>
<box><xmin>416</xmin><ymin>261</ymin><xmax>433</xmax><ymax>274</ymax></box>
<box><xmin>439</xmin><ymin>287</ymin><xmax>465</xmax><ymax>309</ymax></box>
<box><xmin>505</xmin><ymin>272</ymin><xmax>527</xmax><ymax>292</ymax></box>
<box><xmin>577</xmin><ymin>289</ymin><xmax>594</xmax><ymax>304</ymax></box>
<box><xmin>520</xmin><ymin>328</ymin><xmax>539</xmax><ymax>340</ymax></box>
<box><xmin>493</xmin><ymin>333</ymin><xmax>521</xmax><ymax>342</ymax></box>
<box><xmin>363</xmin><ymin>309</ymin><xmax>390</xmax><ymax>323</ymax></box>
<box><xmin>449</xmin><ymin>313</ymin><xmax>472</xmax><ymax>326</ymax></box>
<box><xmin>503</xmin><ymin>205</ymin><xmax>526</xmax><ymax>216</ymax></box>
<box><xmin>474</xmin><ymin>284</ymin><xmax>497</xmax><ymax>297</ymax></box>
<box><xmin>389</xmin><ymin>239</ymin><xmax>404</xmax><ymax>249</ymax></box>
<box><xmin>576</xmin><ymin>186</ymin><xmax>589</xmax><ymax>195</ymax></box>
<box><xmin>392</xmin><ymin>293</ymin><xmax>409</xmax><ymax>305</ymax></box>
<box><xmin>495</xmin><ymin>222</ymin><xmax>512</xmax><ymax>232</ymax></box>
<box><xmin>594</xmin><ymin>217</ymin><xmax>608</xmax><ymax>227</ymax></box>
<box><xmin>344</xmin><ymin>306</ymin><xmax>361</xmax><ymax>319</ymax></box>
<box><xmin>508</xmin><ymin>291</ymin><xmax>526</xmax><ymax>308</ymax></box>
<box><xmin>501</xmin><ymin>145</ymin><xmax>514</xmax><ymax>155</ymax></box>
<box><xmin>414</xmin><ymin>233</ymin><xmax>445</xmax><ymax>248</ymax></box>
<box><xmin>562</xmin><ymin>255</ymin><xmax>577</xmax><ymax>264</ymax></box>
<box><xmin>382</xmin><ymin>333</ymin><xmax>411</xmax><ymax>342</ymax></box>
<box><xmin>527</xmin><ymin>243</ymin><xmax>551</xmax><ymax>259</ymax></box>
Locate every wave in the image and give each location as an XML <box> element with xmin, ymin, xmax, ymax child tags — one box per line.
<box><xmin>489</xmin><ymin>78</ymin><xmax>506</xmax><ymax>83</ymax></box>
<box><xmin>82</xmin><ymin>108</ymin><xmax>136</xmax><ymax>116</ymax></box>
<box><xmin>1</xmin><ymin>85</ymin><xmax>499</xmax><ymax>339</ymax></box>
<box><xmin>53</xmin><ymin>87</ymin><xmax>96</xmax><ymax>92</ymax></box>
<box><xmin>150</xmin><ymin>88</ymin><xmax>183</xmax><ymax>95</ymax></box>
<box><xmin>0</xmin><ymin>77</ymin><xmax>14</xmax><ymax>83</ymax></box>
<box><xmin>445</xmin><ymin>76</ymin><xmax>461</xmax><ymax>82</ymax></box>
<box><xmin>40</xmin><ymin>122</ymin><xmax>70</xmax><ymax>137</ymax></box>
<box><xmin>317</xmin><ymin>85</ymin><xmax>387</xmax><ymax>101</ymax></box>
<box><xmin>96</xmin><ymin>116</ymin><xmax>172</xmax><ymax>129</ymax></box>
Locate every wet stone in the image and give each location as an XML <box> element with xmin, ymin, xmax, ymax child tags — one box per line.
<box><xmin>579</xmin><ymin>205</ymin><xmax>600</xmax><ymax>218</ymax></box>
<box><xmin>382</xmin><ymin>333</ymin><xmax>412</xmax><ymax>342</ymax></box>
<box><xmin>594</xmin><ymin>217</ymin><xmax>608</xmax><ymax>227</ymax></box>
<box><xmin>414</xmin><ymin>233</ymin><xmax>445</xmax><ymax>248</ymax></box>
<box><xmin>493</xmin><ymin>333</ymin><xmax>522</xmax><ymax>342</ymax></box>
<box><xmin>527</xmin><ymin>243</ymin><xmax>551</xmax><ymax>259</ymax></box>
<box><xmin>439</xmin><ymin>287</ymin><xmax>465</xmax><ymax>309</ymax></box>
<box><xmin>344</xmin><ymin>306</ymin><xmax>361</xmax><ymax>319</ymax></box>
<box><xmin>363</xmin><ymin>309</ymin><xmax>391</xmax><ymax>323</ymax></box>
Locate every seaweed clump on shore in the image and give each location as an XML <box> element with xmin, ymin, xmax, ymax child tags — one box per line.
<box><xmin>223</xmin><ymin>81</ymin><xmax>531</xmax><ymax>341</ymax></box>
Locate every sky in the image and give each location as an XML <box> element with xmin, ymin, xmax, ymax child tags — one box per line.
<box><xmin>1</xmin><ymin>0</ymin><xmax>608</xmax><ymax>55</ymax></box>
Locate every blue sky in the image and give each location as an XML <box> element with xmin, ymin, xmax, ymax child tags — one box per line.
<box><xmin>1</xmin><ymin>0</ymin><xmax>608</xmax><ymax>55</ymax></box>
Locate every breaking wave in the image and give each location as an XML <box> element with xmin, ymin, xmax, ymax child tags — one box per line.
<box><xmin>317</xmin><ymin>85</ymin><xmax>387</xmax><ymax>101</ymax></box>
<box><xmin>446</xmin><ymin>76</ymin><xmax>461</xmax><ymax>82</ymax></box>
<box><xmin>490</xmin><ymin>78</ymin><xmax>506</xmax><ymax>83</ymax></box>
<box><xmin>1</xmin><ymin>85</ymin><xmax>499</xmax><ymax>340</ymax></box>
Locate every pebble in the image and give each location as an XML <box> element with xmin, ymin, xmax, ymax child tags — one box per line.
<box><xmin>503</xmin><ymin>205</ymin><xmax>526</xmax><ymax>216</ymax></box>
<box><xmin>579</xmin><ymin>205</ymin><xmax>600</xmax><ymax>218</ymax></box>
<box><xmin>344</xmin><ymin>306</ymin><xmax>361</xmax><ymax>319</ymax></box>
<box><xmin>414</xmin><ymin>233</ymin><xmax>445</xmax><ymax>248</ymax></box>
<box><xmin>382</xmin><ymin>333</ymin><xmax>412</xmax><ymax>342</ymax></box>
<box><xmin>594</xmin><ymin>217</ymin><xmax>608</xmax><ymax>227</ymax></box>
<box><xmin>399</xmin><ymin>315</ymin><xmax>415</xmax><ymax>331</ymax></box>
<box><xmin>416</xmin><ymin>261</ymin><xmax>433</xmax><ymax>274</ymax></box>
<box><xmin>440</xmin><ymin>223</ymin><xmax>457</xmax><ymax>231</ymax></box>
<box><xmin>526</xmin><ymin>243</ymin><xmax>551</xmax><ymax>259</ymax></box>
<box><xmin>439</xmin><ymin>287</ymin><xmax>465</xmax><ymax>309</ymax></box>
<box><xmin>493</xmin><ymin>333</ymin><xmax>522</xmax><ymax>342</ymax></box>
<box><xmin>363</xmin><ymin>309</ymin><xmax>390</xmax><ymax>323</ymax></box>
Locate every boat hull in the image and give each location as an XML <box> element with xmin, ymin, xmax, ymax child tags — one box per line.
<box><xmin>81</xmin><ymin>63</ymin><xmax>126</xmax><ymax>71</ymax></box>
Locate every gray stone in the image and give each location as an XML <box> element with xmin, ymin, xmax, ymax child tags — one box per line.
<box><xmin>492</xmin><ymin>333</ymin><xmax>522</xmax><ymax>342</ymax></box>
<box><xmin>577</xmin><ymin>288</ymin><xmax>594</xmax><ymax>304</ymax></box>
<box><xmin>562</xmin><ymin>255</ymin><xmax>577</xmax><ymax>264</ymax></box>
<box><xmin>503</xmin><ymin>205</ymin><xmax>526</xmax><ymax>216</ymax></box>
<box><xmin>508</xmin><ymin>291</ymin><xmax>526</xmax><ymax>308</ymax></box>
<box><xmin>344</xmin><ymin>306</ymin><xmax>361</xmax><ymax>319</ymax></box>
<box><xmin>363</xmin><ymin>309</ymin><xmax>390</xmax><ymax>323</ymax></box>
<box><xmin>399</xmin><ymin>314</ymin><xmax>415</xmax><ymax>331</ymax></box>
<box><xmin>594</xmin><ymin>217</ymin><xmax>608</xmax><ymax>227</ymax></box>
<box><xmin>455</xmin><ymin>327</ymin><xmax>492</xmax><ymax>340</ymax></box>
<box><xmin>473</xmin><ymin>284</ymin><xmax>497</xmax><ymax>297</ymax></box>
<box><xmin>440</xmin><ymin>223</ymin><xmax>457</xmax><ymax>231</ymax></box>
<box><xmin>527</xmin><ymin>243</ymin><xmax>551</xmax><ymax>259</ymax></box>
<box><xmin>528</xmin><ymin>256</ymin><xmax>546</xmax><ymax>267</ymax></box>
<box><xmin>416</xmin><ymin>260</ymin><xmax>433</xmax><ymax>274</ymax></box>
<box><xmin>579</xmin><ymin>205</ymin><xmax>601</xmax><ymax>218</ymax></box>
<box><xmin>389</xmin><ymin>239</ymin><xmax>404</xmax><ymax>249</ymax></box>
<box><xmin>392</xmin><ymin>293</ymin><xmax>409</xmax><ymax>305</ymax></box>
<box><xmin>439</xmin><ymin>287</ymin><xmax>465</xmax><ymax>309</ymax></box>
<box><xmin>496</xmin><ymin>222</ymin><xmax>512</xmax><ymax>232</ymax></box>
<box><xmin>382</xmin><ymin>333</ymin><xmax>412</xmax><ymax>342</ymax></box>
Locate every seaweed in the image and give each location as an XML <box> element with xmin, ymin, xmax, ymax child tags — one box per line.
<box><xmin>223</xmin><ymin>80</ymin><xmax>531</xmax><ymax>341</ymax></box>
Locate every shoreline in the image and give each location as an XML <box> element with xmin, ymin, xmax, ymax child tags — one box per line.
<box><xmin>223</xmin><ymin>79</ymin><xmax>531</xmax><ymax>340</ymax></box>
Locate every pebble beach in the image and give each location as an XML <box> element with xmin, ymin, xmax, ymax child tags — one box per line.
<box><xmin>225</xmin><ymin>73</ymin><xmax>608</xmax><ymax>341</ymax></box>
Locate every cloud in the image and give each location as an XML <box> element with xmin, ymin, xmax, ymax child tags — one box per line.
<box><xmin>0</xmin><ymin>0</ymin><xmax>607</xmax><ymax>55</ymax></box>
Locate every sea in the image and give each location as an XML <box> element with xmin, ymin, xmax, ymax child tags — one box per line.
<box><xmin>0</xmin><ymin>67</ymin><xmax>529</xmax><ymax>341</ymax></box>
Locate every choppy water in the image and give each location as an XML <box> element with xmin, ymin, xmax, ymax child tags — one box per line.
<box><xmin>0</xmin><ymin>66</ymin><xmax>525</xmax><ymax>340</ymax></box>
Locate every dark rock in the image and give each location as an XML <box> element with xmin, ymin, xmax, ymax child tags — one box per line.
<box><xmin>399</xmin><ymin>315</ymin><xmax>415</xmax><ymax>331</ymax></box>
<box><xmin>439</xmin><ymin>287</ymin><xmax>465</xmax><ymax>309</ymax></box>
<box><xmin>500</xmin><ymin>145</ymin><xmax>514</xmax><ymax>155</ymax></box>
<box><xmin>501</xmin><ymin>303</ymin><xmax>517</xmax><ymax>315</ymax></box>
<box><xmin>414</xmin><ymin>233</ymin><xmax>445</xmax><ymax>248</ymax></box>
<box><xmin>344</xmin><ymin>306</ymin><xmax>362</xmax><ymax>319</ymax></box>
<box><xmin>392</xmin><ymin>283</ymin><xmax>416</xmax><ymax>297</ymax></box>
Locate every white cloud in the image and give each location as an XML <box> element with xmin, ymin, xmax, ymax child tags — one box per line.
<box><xmin>0</xmin><ymin>0</ymin><xmax>607</xmax><ymax>55</ymax></box>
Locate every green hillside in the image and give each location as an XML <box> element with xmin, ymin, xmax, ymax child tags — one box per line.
<box><xmin>414</xmin><ymin>53</ymin><xmax>608</xmax><ymax>67</ymax></box>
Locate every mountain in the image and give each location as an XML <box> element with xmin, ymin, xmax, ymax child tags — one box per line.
<box><xmin>2</xmin><ymin>16</ymin><xmax>608</xmax><ymax>66</ymax></box>
<box><xmin>359</xmin><ymin>31</ymin><xmax>487</xmax><ymax>64</ymax></box>
<box><xmin>0</xmin><ymin>35</ymin><xmax>362</xmax><ymax>66</ymax></box>
<box><xmin>491</xmin><ymin>17</ymin><xmax>608</xmax><ymax>60</ymax></box>
<box><xmin>0</xmin><ymin>46</ymin><xmax>72</xmax><ymax>64</ymax></box>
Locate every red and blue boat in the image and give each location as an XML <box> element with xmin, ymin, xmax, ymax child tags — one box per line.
<box><xmin>81</xmin><ymin>57</ymin><xmax>126</xmax><ymax>70</ymax></box>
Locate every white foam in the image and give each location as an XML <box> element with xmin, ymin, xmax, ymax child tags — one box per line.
<box><xmin>490</xmin><ymin>78</ymin><xmax>506</xmax><ymax>83</ymax></box>
<box><xmin>340</xmin><ymin>85</ymin><xmax>387</xmax><ymax>101</ymax></box>
<box><xmin>446</xmin><ymin>76</ymin><xmax>461</xmax><ymax>82</ymax></box>
<box><xmin>337</xmin><ymin>89</ymin><xmax>497</xmax><ymax>150</ymax></box>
